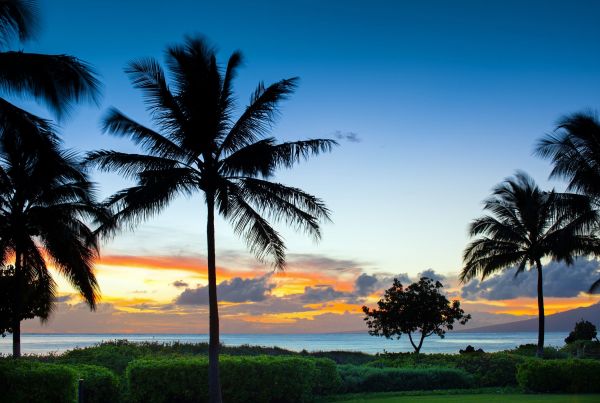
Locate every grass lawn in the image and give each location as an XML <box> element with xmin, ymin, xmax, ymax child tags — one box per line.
<box><xmin>329</xmin><ymin>393</ymin><xmax>600</xmax><ymax>403</ymax></box>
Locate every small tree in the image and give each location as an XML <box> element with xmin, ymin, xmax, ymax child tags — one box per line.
<box><xmin>565</xmin><ymin>320</ymin><xmax>598</xmax><ymax>344</ymax></box>
<box><xmin>362</xmin><ymin>277</ymin><xmax>470</xmax><ymax>354</ymax></box>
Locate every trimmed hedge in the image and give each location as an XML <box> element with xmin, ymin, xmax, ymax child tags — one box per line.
<box><xmin>369</xmin><ymin>352</ymin><xmax>526</xmax><ymax>387</ymax></box>
<box><xmin>68</xmin><ymin>364</ymin><xmax>121</xmax><ymax>403</ymax></box>
<box><xmin>338</xmin><ymin>364</ymin><xmax>473</xmax><ymax>393</ymax></box>
<box><xmin>517</xmin><ymin>359</ymin><xmax>600</xmax><ymax>393</ymax></box>
<box><xmin>126</xmin><ymin>355</ymin><xmax>336</xmax><ymax>403</ymax></box>
<box><xmin>0</xmin><ymin>359</ymin><xmax>77</xmax><ymax>403</ymax></box>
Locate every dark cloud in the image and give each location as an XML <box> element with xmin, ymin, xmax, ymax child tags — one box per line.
<box><xmin>461</xmin><ymin>258</ymin><xmax>600</xmax><ymax>300</ymax></box>
<box><xmin>55</xmin><ymin>294</ymin><xmax>74</xmax><ymax>303</ymax></box>
<box><xmin>354</xmin><ymin>273</ymin><xmax>379</xmax><ymax>296</ymax></box>
<box><xmin>417</xmin><ymin>269</ymin><xmax>447</xmax><ymax>284</ymax></box>
<box><xmin>333</xmin><ymin>130</ymin><xmax>361</xmax><ymax>143</ymax></box>
<box><xmin>300</xmin><ymin>285</ymin><xmax>346</xmax><ymax>303</ymax></box>
<box><xmin>172</xmin><ymin>280</ymin><xmax>189</xmax><ymax>288</ymax></box>
<box><xmin>175</xmin><ymin>275</ymin><xmax>274</xmax><ymax>305</ymax></box>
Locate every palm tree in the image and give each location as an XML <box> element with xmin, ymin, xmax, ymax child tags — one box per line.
<box><xmin>535</xmin><ymin>112</ymin><xmax>600</xmax><ymax>293</ymax></box>
<box><xmin>0</xmin><ymin>102</ymin><xmax>105</xmax><ymax>357</ymax></box>
<box><xmin>86</xmin><ymin>36</ymin><xmax>336</xmax><ymax>402</ymax></box>
<box><xmin>0</xmin><ymin>0</ymin><xmax>100</xmax><ymax>118</ymax></box>
<box><xmin>461</xmin><ymin>172</ymin><xmax>600</xmax><ymax>357</ymax></box>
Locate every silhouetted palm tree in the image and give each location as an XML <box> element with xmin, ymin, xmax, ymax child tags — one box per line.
<box><xmin>86</xmin><ymin>36</ymin><xmax>335</xmax><ymax>402</ymax></box>
<box><xmin>0</xmin><ymin>103</ymin><xmax>105</xmax><ymax>357</ymax></box>
<box><xmin>461</xmin><ymin>172</ymin><xmax>600</xmax><ymax>357</ymax></box>
<box><xmin>536</xmin><ymin>112</ymin><xmax>600</xmax><ymax>293</ymax></box>
<box><xmin>0</xmin><ymin>0</ymin><xmax>99</xmax><ymax>117</ymax></box>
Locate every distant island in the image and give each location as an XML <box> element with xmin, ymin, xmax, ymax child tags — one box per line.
<box><xmin>462</xmin><ymin>302</ymin><xmax>600</xmax><ymax>333</ymax></box>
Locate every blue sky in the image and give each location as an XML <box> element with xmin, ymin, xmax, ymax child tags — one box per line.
<box><xmin>19</xmin><ymin>0</ymin><xmax>600</xmax><ymax>275</ymax></box>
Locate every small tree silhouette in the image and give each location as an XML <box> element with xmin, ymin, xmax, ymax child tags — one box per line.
<box><xmin>565</xmin><ymin>320</ymin><xmax>598</xmax><ymax>344</ymax></box>
<box><xmin>362</xmin><ymin>277</ymin><xmax>470</xmax><ymax>354</ymax></box>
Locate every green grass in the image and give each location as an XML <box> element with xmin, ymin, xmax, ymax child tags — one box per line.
<box><xmin>329</xmin><ymin>393</ymin><xmax>600</xmax><ymax>403</ymax></box>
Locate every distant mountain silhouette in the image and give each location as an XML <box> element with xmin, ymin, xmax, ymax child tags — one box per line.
<box><xmin>466</xmin><ymin>303</ymin><xmax>600</xmax><ymax>332</ymax></box>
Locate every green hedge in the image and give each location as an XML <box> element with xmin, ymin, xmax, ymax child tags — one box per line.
<box><xmin>67</xmin><ymin>364</ymin><xmax>121</xmax><ymax>403</ymax></box>
<box><xmin>369</xmin><ymin>352</ymin><xmax>526</xmax><ymax>387</ymax></box>
<box><xmin>126</xmin><ymin>355</ymin><xmax>336</xmax><ymax>403</ymax></box>
<box><xmin>338</xmin><ymin>364</ymin><xmax>473</xmax><ymax>393</ymax></box>
<box><xmin>0</xmin><ymin>359</ymin><xmax>77</xmax><ymax>403</ymax></box>
<box><xmin>517</xmin><ymin>359</ymin><xmax>600</xmax><ymax>393</ymax></box>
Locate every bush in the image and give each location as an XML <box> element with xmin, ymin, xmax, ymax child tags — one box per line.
<box><xmin>312</xmin><ymin>358</ymin><xmax>341</xmax><ymax>395</ymax></box>
<box><xmin>302</xmin><ymin>350</ymin><xmax>375</xmax><ymax>365</ymax></box>
<box><xmin>508</xmin><ymin>343</ymin><xmax>567</xmax><ymax>359</ymax></box>
<box><xmin>368</xmin><ymin>352</ymin><xmax>525</xmax><ymax>387</ymax></box>
<box><xmin>517</xmin><ymin>359</ymin><xmax>600</xmax><ymax>393</ymax></box>
<box><xmin>561</xmin><ymin>340</ymin><xmax>600</xmax><ymax>359</ymax></box>
<box><xmin>455</xmin><ymin>353</ymin><xmax>526</xmax><ymax>387</ymax></box>
<box><xmin>67</xmin><ymin>364</ymin><xmax>121</xmax><ymax>403</ymax></box>
<box><xmin>0</xmin><ymin>359</ymin><xmax>77</xmax><ymax>403</ymax></box>
<box><xmin>337</xmin><ymin>364</ymin><xmax>473</xmax><ymax>393</ymax></box>
<box><xmin>126</xmin><ymin>355</ymin><xmax>327</xmax><ymax>403</ymax></box>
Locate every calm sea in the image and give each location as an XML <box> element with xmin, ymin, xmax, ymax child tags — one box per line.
<box><xmin>0</xmin><ymin>332</ymin><xmax>569</xmax><ymax>356</ymax></box>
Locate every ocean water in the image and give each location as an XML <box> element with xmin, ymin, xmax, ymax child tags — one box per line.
<box><xmin>0</xmin><ymin>332</ymin><xmax>569</xmax><ymax>356</ymax></box>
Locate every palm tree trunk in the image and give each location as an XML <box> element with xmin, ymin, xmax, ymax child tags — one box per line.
<box><xmin>206</xmin><ymin>192</ymin><xmax>222</xmax><ymax>403</ymax></box>
<box><xmin>535</xmin><ymin>260</ymin><xmax>545</xmax><ymax>358</ymax></box>
<box><xmin>12</xmin><ymin>250</ymin><xmax>22</xmax><ymax>358</ymax></box>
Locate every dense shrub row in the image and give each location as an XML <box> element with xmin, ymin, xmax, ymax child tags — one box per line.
<box><xmin>517</xmin><ymin>359</ymin><xmax>600</xmax><ymax>393</ymax></box>
<box><xmin>0</xmin><ymin>359</ymin><xmax>121</xmax><ymax>403</ymax></box>
<box><xmin>0</xmin><ymin>359</ymin><xmax>77</xmax><ymax>403</ymax></box>
<box><xmin>338</xmin><ymin>364</ymin><xmax>473</xmax><ymax>393</ymax></box>
<box><xmin>126</xmin><ymin>355</ymin><xmax>339</xmax><ymax>403</ymax></box>
<box><xmin>369</xmin><ymin>352</ymin><xmax>527</xmax><ymax>387</ymax></box>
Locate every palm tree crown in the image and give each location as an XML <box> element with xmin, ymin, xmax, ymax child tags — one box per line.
<box><xmin>461</xmin><ymin>171</ymin><xmax>600</xmax><ymax>356</ymax></box>
<box><xmin>536</xmin><ymin>112</ymin><xmax>600</xmax><ymax>292</ymax></box>
<box><xmin>86</xmin><ymin>36</ymin><xmax>336</xmax><ymax>402</ymax></box>
<box><xmin>0</xmin><ymin>0</ymin><xmax>100</xmax><ymax>117</ymax></box>
<box><xmin>0</xmin><ymin>103</ymin><xmax>105</xmax><ymax>356</ymax></box>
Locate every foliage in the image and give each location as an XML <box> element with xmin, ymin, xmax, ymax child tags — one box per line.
<box><xmin>0</xmin><ymin>358</ymin><xmax>77</xmax><ymax>402</ymax></box>
<box><xmin>517</xmin><ymin>358</ymin><xmax>600</xmax><ymax>393</ymax></box>
<box><xmin>561</xmin><ymin>340</ymin><xmax>600</xmax><ymax>359</ymax></box>
<box><xmin>506</xmin><ymin>344</ymin><xmax>567</xmax><ymax>359</ymax></box>
<box><xmin>369</xmin><ymin>352</ymin><xmax>526</xmax><ymax>387</ymax></box>
<box><xmin>0</xmin><ymin>265</ymin><xmax>53</xmax><ymax>336</ymax></box>
<box><xmin>302</xmin><ymin>350</ymin><xmax>376</xmax><ymax>365</ymax></box>
<box><xmin>337</xmin><ymin>364</ymin><xmax>473</xmax><ymax>394</ymax></box>
<box><xmin>67</xmin><ymin>364</ymin><xmax>121</xmax><ymax>403</ymax></box>
<box><xmin>126</xmin><ymin>355</ymin><xmax>329</xmax><ymax>403</ymax></box>
<box><xmin>565</xmin><ymin>320</ymin><xmax>598</xmax><ymax>344</ymax></box>
<box><xmin>363</xmin><ymin>277</ymin><xmax>470</xmax><ymax>353</ymax></box>
<box><xmin>312</xmin><ymin>358</ymin><xmax>342</xmax><ymax>395</ymax></box>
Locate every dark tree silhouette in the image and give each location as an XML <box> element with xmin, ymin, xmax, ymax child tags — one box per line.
<box><xmin>85</xmin><ymin>36</ymin><xmax>336</xmax><ymax>402</ymax></box>
<box><xmin>565</xmin><ymin>320</ymin><xmax>598</xmax><ymax>344</ymax></box>
<box><xmin>362</xmin><ymin>277</ymin><xmax>470</xmax><ymax>354</ymax></box>
<box><xmin>461</xmin><ymin>171</ymin><xmax>600</xmax><ymax>357</ymax></box>
<box><xmin>0</xmin><ymin>0</ymin><xmax>100</xmax><ymax>118</ymax></box>
<box><xmin>0</xmin><ymin>104</ymin><xmax>105</xmax><ymax>357</ymax></box>
<box><xmin>535</xmin><ymin>112</ymin><xmax>600</xmax><ymax>293</ymax></box>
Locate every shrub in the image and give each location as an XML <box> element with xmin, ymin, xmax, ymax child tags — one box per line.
<box><xmin>0</xmin><ymin>359</ymin><xmax>77</xmax><ymax>403</ymax></box>
<box><xmin>303</xmin><ymin>350</ymin><xmax>375</xmax><ymax>365</ymax></box>
<box><xmin>517</xmin><ymin>359</ymin><xmax>600</xmax><ymax>393</ymax></box>
<box><xmin>58</xmin><ymin>340</ymin><xmax>145</xmax><ymax>374</ymax></box>
<box><xmin>561</xmin><ymin>340</ymin><xmax>600</xmax><ymax>359</ymax></box>
<box><xmin>455</xmin><ymin>353</ymin><xmax>526</xmax><ymax>387</ymax></box>
<box><xmin>367</xmin><ymin>352</ymin><xmax>526</xmax><ymax>387</ymax></box>
<box><xmin>312</xmin><ymin>358</ymin><xmax>341</xmax><ymax>395</ymax></box>
<box><xmin>508</xmin><ymin>343</ymin><xmax>567</xmax><ymax>359</ymax></box>
<box><xmin>126</xmin><ymin>355</ymin><xmax>326</xmax><ymax>403</ymax></box>
<box><xmin>337</xmin><ymin>364</ymin><xmax>473</xmax><ymax>393</ymax></box>
<box><xmin>67</xmin><ymin>364</ymin><xmax>121</xmax><ymax>403</ymax></box>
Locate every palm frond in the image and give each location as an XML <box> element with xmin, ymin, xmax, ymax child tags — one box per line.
<box><xmin>0</xmin><ymin>51</ymin><xmax>100</xmax><ymax>117</ymax></box>
<box><xmin>0</xmin><ymin>0</ymin><xmax>38</xmax><ymax>45</ymax></box>
<box><xmin>219</xmin><ymin>78</ymin><xmax>299</xmax><ymax>155</ymax></box>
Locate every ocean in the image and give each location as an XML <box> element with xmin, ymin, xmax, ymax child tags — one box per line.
<box><xmin>0</xmin><ymin>332</ymin><xmax>569</xmax><ymax>356</ymax></box>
